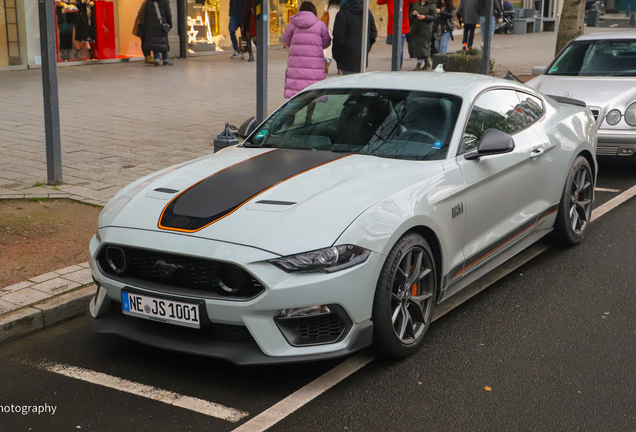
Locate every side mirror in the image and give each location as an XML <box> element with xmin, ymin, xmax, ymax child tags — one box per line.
<box><xmin>464</xmin><ymin>129</ymin><xmax>515</xmax><ymax>160</ymax></box>
<box><xmin>237</xmin><ymin>117</ymin><xmax>257</xmax><ymax>139</ymax></box>
<box><xmin>532</xmin><ymin>66</ymin><xmax>546</xmax><ymax>76</ymax></box>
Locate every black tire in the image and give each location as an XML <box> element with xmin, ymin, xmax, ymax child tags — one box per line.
<box><xmin>372</xmin><ymin>232</ymin><xmax>437</xmax><ymax>358</ymax></box>
<box><xmin>553</xmin><ymin>156</ymin><xmax>593</xmax><ymax>246</ymax></box>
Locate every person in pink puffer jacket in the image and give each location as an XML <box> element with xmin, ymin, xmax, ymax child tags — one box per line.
<box><xmin>283</xmin><ymin>2</ymin><xmax>331</xmax><ymax>98</ymax></box>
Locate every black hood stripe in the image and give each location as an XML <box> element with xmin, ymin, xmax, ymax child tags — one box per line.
<box><xmin>159</xmin><ymin>149</ymin><xmax>351</xmax><ymax>232</ymax></box>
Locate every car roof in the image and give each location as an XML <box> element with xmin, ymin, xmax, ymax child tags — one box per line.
<box><xmin>309</xmin><ymin>71</ymin><xmax>533</xmax><ymax>101</ymax></box>
<box><xmin>575</xmin><ymin>31</ymin><xmax>636</xmax><ymax>41</ymax></box>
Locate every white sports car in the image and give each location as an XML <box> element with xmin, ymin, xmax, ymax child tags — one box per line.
<box><xmin>89</xmin><ymin>72</ymin><xmax>597</xmax><ymax>365</ymax></box>
<box><xmin>528</xmin><ymin>31</ymin><xmax>636</xmax><ymax>157</ymax></box>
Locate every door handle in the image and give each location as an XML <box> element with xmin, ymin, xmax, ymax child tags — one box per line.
<box><xmin>530</xmin><ymin>148</ymin><xmax>544</xmax><ymax>159</ymax></box>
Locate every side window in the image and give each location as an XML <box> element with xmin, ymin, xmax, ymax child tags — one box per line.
<box><xmin>462</xmin><ymin>90</ymin><xmax>529</xmax><ymax>153</ymax></box>
<box><xmin>516</xmin><ymin>92</ymin><xmax>544</xmax><ymax>126</ymax></box>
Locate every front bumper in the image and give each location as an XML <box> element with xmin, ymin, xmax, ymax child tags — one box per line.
<box><xmin>596</xmin><ymin>130</ymin><xmax>636</xmax><ymax>157</ymax></box>
<box><xmin>88</xmin><ymin>227</ymin><xmax>382</xmax><ymax>365</ymax></box>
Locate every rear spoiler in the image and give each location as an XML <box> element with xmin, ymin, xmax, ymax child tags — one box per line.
<box><xmin>547</xmin><ymin>95</ymin><xmax>587</xmax><ymax>107</ymax></box>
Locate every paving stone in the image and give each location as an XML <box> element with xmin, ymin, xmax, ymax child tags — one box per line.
<box><xmin>1</xmin><ymin>288</ymin><xmax>51</xmax><ymax>307</ymax></box>
<box><xmin>62</xmin><ymin>268</ymin><xmax>93</xmax><ymax>285</ymax></box>
<box><xmin>1</xmin><ymin>280</ymin><xmax>34</xmax><ymax>293</ymax></box>
<box><xmin>55</xmin><ymin>265</ymin><xmax>84</xmax><ymax>275</ymax></box>
<box><xmin>0</xmin><ymin>299</ymin><xmax>19</xmax><ymax>314</ymax></box>
<box><xmin>31</xmin><ymin>278</ymin><xmax>82</xmax><ymax>296</ymax></box>
<box><xmin>29</xmin><ymin>272</ymin><xmax>59</xmax><ymax>283</ymax></box>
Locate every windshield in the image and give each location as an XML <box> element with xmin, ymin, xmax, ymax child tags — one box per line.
<box><xmin>244</xmin><ymin>89</ymin><xmax>462</xmax><ymax>161</ymax></box>
<box><xmin>547</xmin><ymin>39</ymin><xmax>636</xmax><ymax>76</ymax></box>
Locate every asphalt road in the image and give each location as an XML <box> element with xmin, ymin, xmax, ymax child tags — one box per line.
<box><xmin>1</xmin><ymin>157</ymin><xmax>635</xmax><ymax>432</ymax></box>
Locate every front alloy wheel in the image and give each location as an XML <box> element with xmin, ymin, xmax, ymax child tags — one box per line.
<box><xmin>372</xmin><ymin>233</ymin><xmax>437</xmax><ymax>358</ymax></box>
<box><xmin>554</xmin><ymin>155</ymin><xmax>593</xmax><ymax>245</ymax></box>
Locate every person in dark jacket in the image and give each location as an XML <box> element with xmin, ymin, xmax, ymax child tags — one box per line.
<box><xmin>434</xmin><ymin>0</ymin><xmax>455</xmax><ymax>54</ymax></box>
<box><xmin>143</xmin><ymin>0</ymin><xmax>173</xmax><ymax>66</ymax></box>
<box><xmin>229</xmin><ymin>0</ymin><xmax>247</xmax><ymax>58</ymax></box>
<box><xmin>478</xmin><ymin>0</ymin><xmax>502</xmax><ymax>46</ymax></box>
<box><xmin>457</xmin><ymin>0</ymin><xmax>478</xmax><ymax>50</ymax></box>
<box><xmin>409</xmin><ymin>0</ymin><xmax>437</xmax><ymax>70</ymax></box>
<box><xmin>332</xmin><ymin>0</ymin><xmax>378</xmax><ymax>75</ymax></box>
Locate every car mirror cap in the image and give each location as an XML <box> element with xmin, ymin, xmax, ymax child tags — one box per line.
<box><xmin>532</xmin><ymin>66</ymin><xmax>546</xmax><ymax>76</ymax></box>
<box><xmin>466</xmin><ymin>129</ymin><xmax>515</xmax><ymax>160</ymax></box>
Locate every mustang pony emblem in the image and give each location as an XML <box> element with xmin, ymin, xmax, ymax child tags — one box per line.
<box><xmin>154</xmin><ymin>259</ymin><xmax>183</xmax><ymax>277</ymax></box>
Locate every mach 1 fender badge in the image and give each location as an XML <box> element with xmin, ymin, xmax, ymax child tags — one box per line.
<box><xmin>452</xmin><ymin>202</ymin><xmax>464</xmax><ymax>219</ymax></box>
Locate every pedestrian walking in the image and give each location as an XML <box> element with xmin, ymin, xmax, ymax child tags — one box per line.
<box><xmin>377</xmin><ymin>0</ymin><xmax>415</xmax><ymax>70</ymax></box>
<box><xmin>283</xmin><ymin>1</ymin><xmax>331</xmax><ymax>98</ymax></box>
<box><xmin>409</xmin><ymin>0</ymin><xmax>437</xmax><ymax>70</ymax></box>
<box><xmin>321</xmin><ymin>0</ymin><xmax>340</xmax><ymax>73</ymax></box>
<box><xmin>478</xmin><ymin>0</ymin><xmax>502</xmax><ymax>47</ymax></box>
<box><xmin>332</xmin><ymin>0</ymin><xmax>378</xmax><ymax>75</ymax></box>
<box><xmin>434</xmin><ymin>0</ymin><xmax>455</xmax><ymax>54</ymax></box>
<box><xmin>457</xmin><ymin>0</ymin><xmax>478</xmax><ymax>50</ymax></box>
<box><xmin>143</xmin><ymin>0</ymin><xmax>173</xmax><ymax>66</ymax></box>
<box><xmin>132</xmin><ymin>0</ymin><xmax>154</xmax><ymax>64</ymax></box>
<box><xmin>242</xmin><ymin>0</ymin><xmax>258</xmax><ymax>62</ymax></box>
<box><xmin>229</xmin><ymin>0</ymin><xmax>247</xmax><ymax>58</ymax></box>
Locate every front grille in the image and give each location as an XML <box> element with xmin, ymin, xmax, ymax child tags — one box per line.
<box><xmin>97</xmin><ymin>245</ymin><xmax>265</xmax><ymax>300</ymax></box>
<box><xmin>275</xmin><ymin>305</ymin><xmax>352</xmax><ymax>347</ymax></box>
<box><xmin>597</xmin><ymin>145</ymin><xmax>619</xmax><ymax>156</ymax></box>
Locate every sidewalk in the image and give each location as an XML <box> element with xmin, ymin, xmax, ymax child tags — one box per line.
<box><xmin>0</xmin><ymin>26</ymin><xmax>623</xmax><ymax>205</ymax></box>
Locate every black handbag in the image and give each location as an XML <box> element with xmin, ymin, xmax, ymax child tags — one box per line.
<box><xmin>153</xmin><ymin>2</ymin><xmax>171</xmax><ymax>34</ymax></box>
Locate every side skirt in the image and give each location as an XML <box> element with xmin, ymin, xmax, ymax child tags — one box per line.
<box><xmin>437</xmin><ymin>228</ymin><xmax>553</xmax><ymax>304</ymax></box>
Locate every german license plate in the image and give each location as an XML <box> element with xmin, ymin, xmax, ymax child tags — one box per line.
<box><xmin>121</xmin><ymin>291</ymin><xmax>200</xmax><ymax>329</ymax></box>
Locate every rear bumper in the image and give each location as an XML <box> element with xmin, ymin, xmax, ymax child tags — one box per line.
<box><xmin>596</xmin><ymin>130</ymin><xmax>636</xmax><ymax>156</ymax></box>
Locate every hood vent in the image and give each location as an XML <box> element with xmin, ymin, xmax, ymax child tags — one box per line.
<box><xmin>255</xmin><ymin>200</ymin><xmax>297</xmax><ymax>206</ymax></box>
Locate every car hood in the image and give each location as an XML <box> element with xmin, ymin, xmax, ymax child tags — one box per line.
<box><xmin>527</xmin><ymin>75</ymin><xmax>636</xmax><ymax>110</ymax></box>
<box><xmin>99</xmin><ymin>146</ymin><xmax>445</xmax><ymax>256</ymax></box>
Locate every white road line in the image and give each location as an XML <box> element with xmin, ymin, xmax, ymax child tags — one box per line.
<box><xmin>592</xmin><ymin>183</ymin><xmax>636</xmax><ymax>220</ymax></box>
<box><xmin>37</xmin><ymin>362</ymin><xmax>248</xmax><ymax>423</ymax></box>
<box><xmin>595</xmin><ymin>187</ymin><xmax>621</xmax><ymax>193</ymax></box>
<box><xmin>233</xmin><ymin>183</ymin><xmax>636</xmax><ymax>432</ymax></box>
<box><xmin>232</xmin><ymin>351</ymin><xmax>376</xmax><ymax>432</ymax></box>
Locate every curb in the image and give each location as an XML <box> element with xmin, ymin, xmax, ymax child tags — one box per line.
<box><xmin>0</xmin><ymin>263</ymin><xmax>97</xmax><ymax>344</ymax></box>
<box><xmin>0</xmin><ymin>284</ymin><xmax>95</xmax><ymax>343</ymax></box>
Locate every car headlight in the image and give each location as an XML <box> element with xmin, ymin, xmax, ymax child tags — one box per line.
<box><xmin>625</xmin><ymin>103</ymin><xmax>636</xmax><ymax>127</ymax></box>
<box><xmin>269</xmin><ymin>245</ymin><xmax>370</xmax><ymax>273</ymax></box>
<box><xmin>606</xmin><ymin>109</ymin><xmax>622</xmax><ymax>126</ymax></box>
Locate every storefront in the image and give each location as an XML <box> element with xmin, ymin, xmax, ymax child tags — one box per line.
<box><xmin>7</xmin><ymin>0</ymin><xmax>388</xmax><ymax>68</ymax></box>
<box><xmin>184</xmin><ymin>0</ymin><xmax>388</xmax><ymax>54</ymax></box>
<box><xmin>19</xmin><ymin>0</ymin><xmax>178</xmax><ymax>67</ymax></box>
<box><xmin>185</xmin><ymin>0</ymin><xmax>302</xmax><ymax>54</ymax></box>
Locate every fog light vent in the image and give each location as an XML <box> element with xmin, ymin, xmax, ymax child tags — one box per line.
<box><xmin>105</xmin><ymin>247</ymin><xmax>126</xmax><ymax>274</ymax></box>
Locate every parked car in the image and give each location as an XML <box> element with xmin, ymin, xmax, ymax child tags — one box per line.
<box><xmin>527</xmin><ymin>31</ymin><xmax>636</xmax><ymax>157</ymax></box>
<box><xmin>88</xmin><ymin>72</ymin><xmax>597</xmax><ymax>365</ymax></box>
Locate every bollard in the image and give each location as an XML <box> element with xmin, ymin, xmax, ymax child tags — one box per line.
<box><xmin>631</xmin><ymin>13</ymin><xmax>635</xmax><ymax>27</ymax></box>
<box><xmin>213</xmin><ymin>123</ymin><xmax>239</xmax><ymax>153</ymax></box>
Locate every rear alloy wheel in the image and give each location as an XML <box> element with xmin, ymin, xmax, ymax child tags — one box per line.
<box><xmin>554</xmin><ymin>156</ymin><xmax>593</xmax><ymax>245</ymax></box>
<box><xmin>372</xmin><ymin>233</ymin><xmax>437</xmax><ymax>358</ymax></box>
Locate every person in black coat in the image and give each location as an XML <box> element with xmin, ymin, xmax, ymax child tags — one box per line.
<box><xmin>143</xmin><ymin>0</ymin><xmax>173</xmax><ymax>66</ymax></box>
<box><xmin>332</xmin><ymin>0</ymin><xmax>378</xmax><ymax>74</ymax></box>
